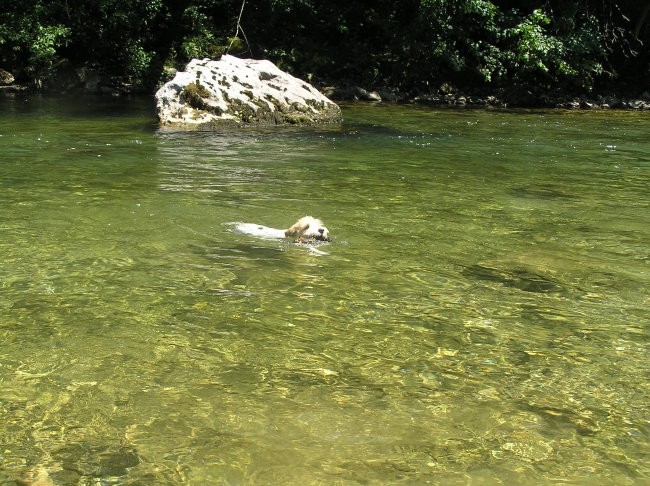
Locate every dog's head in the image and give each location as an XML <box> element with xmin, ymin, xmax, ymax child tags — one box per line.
<box><xmin>285</xmin><ymin>216</ymin><xmax>330</xmax><ymax>242</ymax></box>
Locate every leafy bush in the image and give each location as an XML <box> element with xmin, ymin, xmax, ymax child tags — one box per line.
<box><xmin>0</xmin><ymin>0</ymin><xmax>646</xmax><ymax>95</ymax></box>
<box><xmin>501</xmin><ymin>8</ymin><xmax>604</xmax><ymax>91</ymax></box>
<box><xmin>0</xmin><ymin>1</ymin><xmax>70</xmax><ymax>85</ymax></box>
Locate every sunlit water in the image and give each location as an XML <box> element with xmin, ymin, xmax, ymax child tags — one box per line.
<box><xmin>1</xmin><ymin>96</ymin><xmax>648</xmax><ymax>485</ymax></box>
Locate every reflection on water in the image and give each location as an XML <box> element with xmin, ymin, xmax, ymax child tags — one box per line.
<box><xmin>0</xmin><ymin>97</ymin><xmax>648</xmax><ymax>484</ymax></box>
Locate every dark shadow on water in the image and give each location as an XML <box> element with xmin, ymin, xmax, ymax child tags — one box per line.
<box><xmin>509</xmin><ymin>184</ymin><xmax>580</xmax><ymax>201</ymax></box>
<box><xmin>47</xmin><ymin>443</ymin><xmax>140</xmax><ymax>484</ymax></box>
<box><xmin>462</xmin><ymin>264</ymin><xmax>566</xmax><ymax>294</ymax></box>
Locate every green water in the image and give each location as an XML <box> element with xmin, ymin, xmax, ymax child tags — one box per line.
<box><xmin>0</xmin><ymin>96</ymin><xmax>648</xmax><ymax>485</ymax></box>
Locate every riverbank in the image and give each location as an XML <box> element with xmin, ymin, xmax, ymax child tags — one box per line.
<box><xmin>323</xmin><ymin>84</ymin><xmax>650</xmax><ymax>110</ymax></box>
<box><xmin>2</xmin><ymin>78</ymin><xmax>649</xmax><ymax>111</ymax></box>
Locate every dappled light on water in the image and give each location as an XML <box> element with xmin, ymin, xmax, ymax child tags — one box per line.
<box><xmin>0</xmin><ymin>98</ymin><xmax>648</xmax><ymax>484</ymax></box>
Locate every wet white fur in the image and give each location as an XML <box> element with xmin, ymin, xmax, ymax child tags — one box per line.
<box><xmin>233</xmin><ymin>223</ymin><xmax>287</xmax><ymax>239</ymax></box>
<box><xmin>234</xmin><ymin>216</ymin><xmax>329</xmax><ymax>241</ymax></box>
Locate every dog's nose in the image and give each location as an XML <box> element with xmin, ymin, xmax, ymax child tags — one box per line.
<box><xmin>318</xmin><ymin>228</ymin><xmax>325</xmax><ymax>234</ymax></box>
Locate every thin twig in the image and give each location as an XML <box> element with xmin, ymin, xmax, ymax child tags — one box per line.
<box><xmin>227</xmin><ymin>0</ymin><xmax>251</xmax><ymax>55</ymax></box>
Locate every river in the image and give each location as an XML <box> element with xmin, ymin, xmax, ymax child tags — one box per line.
<box><xmin>1</xmin><ymin>95</ymin><xmax>648</xmax><ymax>484</ymax></box>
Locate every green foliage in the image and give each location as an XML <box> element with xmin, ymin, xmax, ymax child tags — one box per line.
<box><xmin>0</xmin><ymin>0</ymin><xmax>646</xmax><ymax>95</ymax></box>
<box><xmin>508</xmin><ymin>9</ymin><xmax>559</xmax><ymax>74</ymax></box>
<box><xmin>0</xmin><ymin>1</ymin><xmax>70</xmax><ymax>84</ymax></box>
<box><xmin>179</xmin><ymin>35</ymin><xmax>243</xmax><ymax>62</ymax></box>
<box><xmin>501</xmin><ymin>8</ymin><xmax>604</xmax><ymax>90</ymax></box>
<box><xmin>399</xmin><ymin>1</ymin><xmax>606</xmax><ymax>92</ymax></box>
<box><xmin>28</xmin><ymin>24</ymin><xmax>71</xmax><ymax>81</ymax></box>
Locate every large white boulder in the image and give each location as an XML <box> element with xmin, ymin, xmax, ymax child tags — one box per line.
<box><xmin>155</xmin><ymin>55</ymin><xmax>342</xmax><ymax>128</ymax></box>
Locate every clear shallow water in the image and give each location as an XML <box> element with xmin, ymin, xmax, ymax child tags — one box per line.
<box><xmin>0</xmin><ymin>96</ymin><xmax>648</xmax><ymax>485</ymax></box>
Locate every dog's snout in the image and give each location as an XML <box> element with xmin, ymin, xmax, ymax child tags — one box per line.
<box><xmin>318</xmin><ymin>227</ymin><xmax>325</xmax><ymax>235</ymax></box>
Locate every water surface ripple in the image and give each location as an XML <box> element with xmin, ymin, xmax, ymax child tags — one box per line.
<box><xmin>0</xmin><ymin>97</ymin><xmax>648</xmax><ymax>485</ymax></box>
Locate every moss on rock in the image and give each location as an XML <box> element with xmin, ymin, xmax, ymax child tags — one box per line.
<box><xmin>181</xmin><ymin>81</ymin><xmax>211</xmax><ymax>109</ymax></box>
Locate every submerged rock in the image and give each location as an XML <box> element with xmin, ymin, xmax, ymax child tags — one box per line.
<box><xmin>155</xmin><ymin>55</ymin><xmax>342</xmax><ymax>128</ymax></box>
<box><xmin>462</xmin><ymin>264</ymin><xmax>567</xmax><ymax>294</ymax></box>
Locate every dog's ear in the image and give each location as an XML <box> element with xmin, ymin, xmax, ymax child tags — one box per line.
<box><xmin>285</xmin><ymin>219</ymin><xmax>310</xmax><ymax>237</ymax></box>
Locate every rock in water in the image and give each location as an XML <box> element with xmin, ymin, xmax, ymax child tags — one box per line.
<box><xmin>0</xmin><ymin>68</ymin><xmax>15</xmax><ymax>85</ymax></box>
<box><xmin>155</xmin><ymin>55</ymin><xmax>342</xmax><ymax>128</ymax></box>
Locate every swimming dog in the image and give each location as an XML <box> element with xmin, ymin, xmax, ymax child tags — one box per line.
<box><xmin>234</xmin><ymin>216</ymin><xmax>330</xmax><ymax>243</ymax></box>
